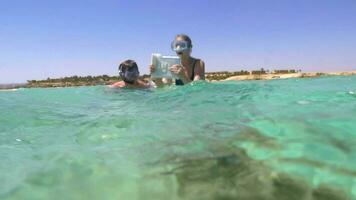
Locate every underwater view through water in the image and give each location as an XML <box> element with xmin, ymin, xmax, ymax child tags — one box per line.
<box><xmin>1</xmin><ymin>76</ymin><xmax>356</xmax><ymax>200</ymax></box>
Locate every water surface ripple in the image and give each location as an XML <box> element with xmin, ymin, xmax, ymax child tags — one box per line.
<box><xmin>1</xmin><ymin>76</ymin><xmax>356</xmax><ymax>200</ymax></box>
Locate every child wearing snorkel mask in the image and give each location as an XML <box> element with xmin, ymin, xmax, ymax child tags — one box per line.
<box><xmin>111</xmin><ymin>60</ymin><xmax>150</xmax><ymax>88</ymax></box>
<box><xmin>150</xmin><ymin>34</ymin><xmax>205</xmax><ymax>86</ymax></box>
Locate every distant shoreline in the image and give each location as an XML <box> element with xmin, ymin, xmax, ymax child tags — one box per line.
<box><xmin>0</xmin><ymin>83</ymin><xmax>27</xmax><ymax>90</ymax></box>
<box><xmin>217</xmin><ymin>71</ymin><xmax>356</xmax><ymax>82</ymax></box>
<box><xmin>1</xmin><ymin>71</ymin><xmax>355</xmax><ymax>89</ymax></box>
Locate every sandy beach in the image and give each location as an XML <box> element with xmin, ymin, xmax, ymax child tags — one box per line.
<box><xmin>222</xmin><ymin>71</ymin><xmax>356</xmax><ymax>82</ymax></box>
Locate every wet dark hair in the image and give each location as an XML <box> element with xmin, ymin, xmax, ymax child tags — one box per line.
<box><xmin>176</xmin><ymin>34</ymin><xmax>193</xmax><ymax>48</ymax></box>
<box><xmin>118</xmin><ymin>59</ymin><xmax>138</xmax><ymax>72</ymax></box>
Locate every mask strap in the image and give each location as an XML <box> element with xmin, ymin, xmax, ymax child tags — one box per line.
<box><xmin>119</xmin><ymin>64</ymin><xmax>126</xmax><ymax>78</ymax></box>
<box><xmin>119</xmin><ymin>64</ymin><xmax>124</xmax><ymax>72</ymax></box>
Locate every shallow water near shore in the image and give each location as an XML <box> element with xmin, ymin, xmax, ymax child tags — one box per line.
<box><xmin>1</xmin><ymin>76</ymin><xmax>356</xmax><ymax>200</ymax></box>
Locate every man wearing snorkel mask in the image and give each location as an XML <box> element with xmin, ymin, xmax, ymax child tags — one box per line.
<box><xmin>150</xmin><ymin>34</ymin><xmax>205</xmax><ymax>86</ymax></box>
<box><xmin>111</xmin><ymin>60</ymin><xmax>150</xmax><ymax>88</ymax></box>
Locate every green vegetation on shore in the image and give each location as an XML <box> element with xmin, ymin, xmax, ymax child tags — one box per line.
<box><xmin>20</xmin><ymin>69</ymin><xmax>355</xmax><ymax>88</ymax></box>
<box><xmin>26</xmin><ymin>74</ymin><xmax>150</xmax><ymax>88</ymax></box>
<box><xmin>25</xmin><ymin>70</ymin><xmax>275</xmax><ymax>88</ymax></box>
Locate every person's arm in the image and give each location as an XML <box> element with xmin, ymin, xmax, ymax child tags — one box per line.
<box><xmin>149</xmin><ymin>64</ymin><xmax>165</xmax><ymax>87</ymax></box>
<box><xmin>137</xmin><ymin>80</ymin><xmax>153</xmax><ymax>88</ymax></box>
<box><xmin>162</xmin><ymin>78</ymin><xmax>173</xmax><ymax>85</ymax></box>
<box><xmin>193</xmin><ymin>60</ymin><xmax>205</xmax><ymax>81</ymax></box>
<box><xmin>109</xmin><ymin>81</ymin><xmax>124</xmax><ymax>88</ymax></box>
<box><xmin>170</xmin><ymin>64</ymin><xmax>191</xmax><ymax>84</ymax></box>
<box><xmin>152</xmin><ymin>78</ymin><xmax>164</xmax><ymax>86</ymax></box>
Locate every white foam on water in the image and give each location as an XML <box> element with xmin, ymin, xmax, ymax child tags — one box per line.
<box><xmin>352</xmin><ymin>184</ymin><xmax>356</xmax><ymax>198</ymax></box>
<box><xmin>0</xmin><ymin>89</ymin><xmax>18</xmax><ymax>92</ymax></box>
<box><xmin>297</xmin><ymin>100</ymin><xmax>310</xmax><ymax>105</ymax></box>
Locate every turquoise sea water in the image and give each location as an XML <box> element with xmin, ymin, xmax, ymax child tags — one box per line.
<box><xmin>1</xmin><ymin>76</ymin><xmax>356</xmax><ymax>200</ymax></box>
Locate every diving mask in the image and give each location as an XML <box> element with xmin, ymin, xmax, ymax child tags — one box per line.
<box><xmin>119</xmin><ymin>65</ymin><xmax>139</xmax><ymax>83</ymax></box>
<box><xmin>171</xmin><ymin>40</ymin><xmax>190</xmax><ymax>53</ymax></box>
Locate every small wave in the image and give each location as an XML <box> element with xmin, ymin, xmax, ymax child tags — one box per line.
<box><xmin>297</xmin><ymin>100</ymin><xmax>310</xmax><ymax>105</ymax></box>
<box><xmin>0</xmin><ymin>89</ymin><xmax>18</xmax><ymax>92</ymax></box>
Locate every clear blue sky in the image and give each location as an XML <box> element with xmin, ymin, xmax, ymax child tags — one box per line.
<box><xmin>1</xmin><ymin>0</ymin><xmax>356</xmax><ymax>83</ymax></box>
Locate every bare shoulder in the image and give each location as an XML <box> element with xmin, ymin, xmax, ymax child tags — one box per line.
<box><xmin>197</xmin><ymin>59</ymin><xmax>205</xmax><ymax>69</ymax></box>
<box><xmin>194</xmin><ymin>58</ymin><xmax>205</xmax><ymax>80</ymax></box>
<box><xmin>137</xmin><ymin>80</ymin><xmax>151</xmax><ymax>88</ymax></box>
<box><xmin>110</xmin><ymin>81</ymin><xmax>125</xmax><ymax>88</ymax></box>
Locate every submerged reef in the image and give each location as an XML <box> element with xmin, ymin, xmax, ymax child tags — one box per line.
<box><xmin>153</xmin><ymin>128</ymin><xmax>352</xmax><ymax>200</ymax></box>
